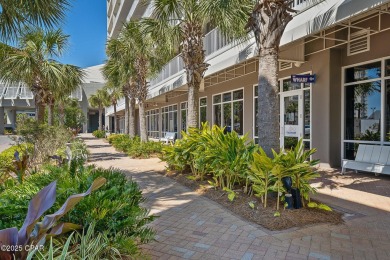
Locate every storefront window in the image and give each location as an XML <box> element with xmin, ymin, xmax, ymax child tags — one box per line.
<box><xmin>199</xmin><ymin>97</ymin><xmax>207</xmax><ymax>126</ymax></box>
<box><xmin>345</xmin><ymin>61</ymin><xmax>381</xmax><ymax>83</ymax></box>
<box><xmin>213</xmin><ymin>89</ymin><xmax>243</xmax><ymax>135</ymax></box>
<box><xmin>304</xmin><ymin>90</ymin><xmax>310</xmax><ymax>139</ymax></box>
<box><xmin>161</xmin><ymin>105</ymin><xmax>177</xmax><ymax>136</ymax></box>
<box><xmin>181</xmin><ymin>102</ymin><xmax>187</xmax><ymax>134</ymax></box>
<box><xmin>283</xmin><ymin>79</ymin><xmax>301</xmax><ymax>91</ymax></box>
<box><xmin>345</xmin><ymin>81</ymin><xmax>381</xmax><ymax>141</ymax></box>
<box><xmin>146</xmin><ymin>109</ymin><xmax>159</xmax><ymax>138</ymax></box>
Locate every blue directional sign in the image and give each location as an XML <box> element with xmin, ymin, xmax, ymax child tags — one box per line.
<box><xmin>291</xmin><ymin>74</ymin><xmax>316</xmax><ymax>83</ymax></box>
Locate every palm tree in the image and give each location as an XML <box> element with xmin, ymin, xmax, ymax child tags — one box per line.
<box><xmin>103</xmin><ymin>47</ymin><xmax>137</xmax><ymax>137</ymax></box>
<box><xmin>0</xmin><ymin>0</ymin><xmax>71</xmax><ymax>40</ymax></box>
<box><xmin>119</xmin><ymin>21</ymin><xmax>170</xmax><ymax>142</ymax></box>
<box><xmin>143</xmin><ymin>0</ymin><xmax>248</xmax><ymax>130</ymax></box>
<box><xmin>0</xmin><ymin>28</ymin><xmax>84</xmax><ymax>124</ymax></box>
<box><xmin>105</xmin><ymin>85</ymin><xmax>122</xmax><ymax>133</ymax></box>
<box><xmin>89</xmin><ymin>89</ymin><xmax>110</xmax><ymax>131</ymax></box>
<box><xmin>47</xmin><ymin>64</ymin><xmax>84</xmax><ymax>125</ymax></box>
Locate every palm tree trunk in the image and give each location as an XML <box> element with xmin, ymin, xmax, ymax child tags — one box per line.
<box><xmin>124</xmin><ymin>95</ymin><xmax>129</xmax><ymax>134</ymax></box>
<box><xmin>139</xmin><ymin>100</ymin><xmax>148</xmax><ymax>142</ymax></box>
<box><xmin>129</xmin><ymin>97</ymin><xmax>136</xmax><ymax>137</ymax></box>
<box><xmin>48</xmin><ymin>103</ymin><xmax>54</xmax><ymax>126</ymax></box>
<box><xmin>257</xmin><ymin>48</ymin><xmax>280</xmax><ymax>156</ymax></box>
<box><xmin>36</xmin><ymin>102</ymin><xmax>45</xmax><ymax>124</ymax></box>
<box><xmin>113</xmin><ymin>102</ymin><xmax>117</xmax><ymax>133</ymax></box>
<box><xmin>98</xmin><ymin>107</ymin><xmax>103</xmax><ymax>131</ymax></box>
<box><xmin>182</xmin><ymin>22</ymin><xmax>208</xmax><ymax>130</ymax></box>
<box><xmin>59</xmin><ymin>103</ymin><xmax>65</xmax><ymax>125</ymax></box>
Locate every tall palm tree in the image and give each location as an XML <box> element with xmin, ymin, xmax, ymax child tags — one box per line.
<box><xmin>47</xmin><ymin>64</ymin><xmax>84</xmax><ymax>125</ymax></box>
<box><xmin>89</xmin><ymin>89</ymin><xmax>110</xmax><ymax>131</ymax></box>
<box><xmin>103</xmin><ymin>48</ymin><xmax>137</xmax><ymax>137</ymax></box>
<box><xmin>120</xmin><ymin>21</ymin><xmax>170</xmax><ymax>142</ymax></box>
<box><xmin>204</xmin><ymin>0</ymin><xmax>315</xmax><ymax>155</ymax></box>
<box><xmin>144</xmin><ymin>0</ymin><xmax>248</xmax><ymax>130</ymax></box>
<box><xmin>0</xmin><ymin>0</ymin><xmax>71</xmax><ymax>40</ymax></box>
<box><xmin>105</xmin><ymin>85</ymin><xmax>122</xmax><ymax>133</ymax></box>
<box><xmin>0</xmin><ymin>28</ymin><xmax>84</xmax><ymax>123</ymax></box>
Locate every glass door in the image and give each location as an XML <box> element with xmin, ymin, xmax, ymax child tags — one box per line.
<box><xmin>280</xmin><ymin>90</ymin><xmax>303</xmax><ymax>149</ymax></box>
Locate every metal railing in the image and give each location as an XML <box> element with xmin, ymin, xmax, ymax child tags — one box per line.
<box><xmin>203</xmin><ymin>28</ymin><xmax>230</xmax><ymax>56</ymax></box>
<box><xmin>149</xmin><ymin>28</ymin><xmax>231</xmax><ymax>88</ymax></box>
<box><xmin>150</xmin><ymin>55</ymin><xmax>184</xmax><ymax>86</ymax></box>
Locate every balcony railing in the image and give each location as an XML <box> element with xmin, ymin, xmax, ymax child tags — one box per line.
<box><xmin>204</xmin><ymin>28</ymin><xmax>230</xmax><ymax>56</ymax></box>
<box><xmin>150</xmin><ymin>55</ymin><xmax>184</xmax><ymax>86</ymax></box>
<box><xmin>149</xmin><ymin>28</ymin><xmax>231</xmax><ymax>88</ymax></box>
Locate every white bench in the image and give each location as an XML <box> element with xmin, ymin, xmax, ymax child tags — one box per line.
<box><xmin>342</xmin><ymin>144</ymin><xmax>390</xmax><ymax>175</ymax></box>
<box><xmin>160</xmin><ymin>132</ymin><xmax>177</xmax><ymax>144</ymax></box>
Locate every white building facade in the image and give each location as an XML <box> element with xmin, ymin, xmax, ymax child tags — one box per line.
<box><xmin>0</xmin><ymin>64</ymin><xmax>106</xmax><ymax>134</ymax></box>
<box><xmin>106</xmin><ymin>0</ymin><xmax>390</xmax><ymax>168</ymax></box>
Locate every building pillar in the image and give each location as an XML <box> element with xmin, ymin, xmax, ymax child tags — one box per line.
<box><xmin>6</xmin><ymin>109</ymin><xmax>16</xmax><ymax>129</ymax></box>
<box><xmin>0</xmin><ymin>107</ymin><xmax>4</xmax><ymax>135</ymax></box>
<box><xmin>105</xmin><ymin>116</ymin><xmax>110</xmax><ymax>132</ymax></box>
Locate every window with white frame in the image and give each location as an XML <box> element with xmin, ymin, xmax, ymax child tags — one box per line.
<box><xmin>343</xmin><ymin>60</ymin><xmax>388</xmax><ymax>159</ymax></box>
<box><xmin>180</xmin><ymin>102</ymin><xmax>187</xmax><ymax>134</ymax></box>
<box><xmin>199</xmin><ymin>97</ymin><xmax>207</xmax><ymax>127</ymax></box>
<box><xmin>161</xmin><ymin>104</ymin><xmax>178</xmax><ymax>136</ymax></box>
<box><xmin>213</xmin><ymin>89</ymin><xmax>243</xmax><ymax>135</ymax></box>
<box><xmin>146</xmin><ymin>109</ymin><xmax>159</xmax><ymax>138</ymax></box>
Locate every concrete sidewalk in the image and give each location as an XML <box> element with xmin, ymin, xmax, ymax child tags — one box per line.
<box><xmin>82</xmin><ymin>134</ymin><xmax>390</xmax><ymax>260</ymax></box>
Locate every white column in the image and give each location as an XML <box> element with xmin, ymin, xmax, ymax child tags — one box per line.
<box><xmin>0</xmin><ymin>107</ymin><xmax>4</xmax><ymax>135</ymax></box>
<box><xmin>6</xmin><ymin>109</ymin><xmax>16</xmax><ymax>128</ymax></box>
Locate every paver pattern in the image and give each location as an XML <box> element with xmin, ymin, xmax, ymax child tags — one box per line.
<box><xmin>82</xmin><ymin>134</ymin><xmax>390</xmax><ymax>260</ymax></box>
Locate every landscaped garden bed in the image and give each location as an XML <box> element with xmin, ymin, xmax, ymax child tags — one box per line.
<box><xmin>159</xmin><ymin>123</ymin><xmax>344</xmax><ymax>231</ymax></box>
<box><xmin>165</xmin><ymin>171</ymin><xmax>343</xmax><ymax>231</ymax></box>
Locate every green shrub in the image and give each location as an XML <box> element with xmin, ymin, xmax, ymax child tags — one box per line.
<box><xmin>161</xmin><ymin>123</ymin><xmax>257</xmax><ymax>190</ymax></box>
<box><xmin>0</xmin><ymin>144</ymin><xmax>32</xmax><ymax>171</ymax></box>
<box><xmin>16</xmin><ymin>116</ymin><xmax>73</xmax><ymax>166</ymax></box>
<box><xmin>109</xmin><ymin>134</ymin><xmax>162</xmax><ymax>158</ymax></box>
<box><xmin>92</xmin><ymin>130</ymin><xmax>106</xmax><ymax>138</ymax></box>
<box><xmin>0</xmin><ymin>165</ymin><xmax>155</xmax><ymax>256</ymax></box>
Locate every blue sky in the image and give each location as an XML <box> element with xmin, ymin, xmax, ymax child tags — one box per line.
<box><xmin>58</xmin><ymin>0</ymin><xmax>107</xmax><ymax>68</ymax></box>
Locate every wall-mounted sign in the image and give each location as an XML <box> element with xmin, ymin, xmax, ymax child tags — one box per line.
<box><xmin>291</xmin><ymin>74</ymin><xmax>316</xmax><ymax>83</ymax></box>
<box><xmin>284</xmin><ymin>125</ymin><xmax>299</xmax><ymax>137</ymax></box>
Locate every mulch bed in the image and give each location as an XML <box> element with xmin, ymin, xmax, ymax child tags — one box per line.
<box><xmin>162</xmin><ymin>170</ymin><xmax>344</xmax><ymax>231</ymax></box>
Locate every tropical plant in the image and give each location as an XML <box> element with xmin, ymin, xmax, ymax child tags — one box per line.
<box><xmin>144</xmin><ymin>0</ymin><xmax>248</xmax><ymax>130</ymax></box>
<box><xmin>0</xmin><ymin>28</ymin><xmax>84</xmax><ymax>123</ymax></box>
<box><xmin>92</xmin><ymin>130</ymin><xmax>106</xmax><ymax>139</ymax></box>
<box><xmin>249</xmin><ymin>139</ymin><xmax>319</xmax><ymax>210</ymax></box>
<box><xmin>0</xmin><ymin>0</ymin><xmax>71</xmax><ymax>41</ymax></box>
<box><xmin>89</xmin><ymin>89</ymin><xmax>110</xmax><ymax>131</ymax></box>
<box><xmin>56</xmin><ymin>98</ymin><xmax>86</xmax><ymax>133</ymax></box>
<box><xmin>0</xmin><ymin>177</ymin><xmax>106</xmax><ymax>260</ymax></box>
<box><xmin>28</xmin><ymin>222</ymin><xmax>123</xmax><ymax>260</ymax></box>
<box><xmin>0</xmin><ymin>166</ymin><xmax>156</xmax><ymax>256</ymax></box>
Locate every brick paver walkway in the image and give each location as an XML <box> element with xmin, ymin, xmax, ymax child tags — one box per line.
<box><xmin>82</xmin><ymin>134</ymin><xmax>390</xmax><ymax>260</ymax></box>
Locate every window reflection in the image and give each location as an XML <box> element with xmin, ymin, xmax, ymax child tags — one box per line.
<box><xmin>345</xmin><ymin>62</ymin><xmax>381</xmax><ymax>83</ymax></box>
<box><xmin>345</xmin><ymin>81</ymin><xmax>381</xmax><ymax>141</ymax></box>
